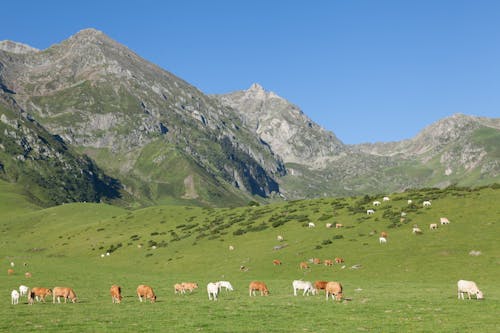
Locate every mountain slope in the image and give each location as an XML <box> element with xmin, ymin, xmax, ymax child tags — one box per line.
<box><xmin>0</xmin><ymin>89</ymin><xmax>122</xmax><ymax>206</ymax></box>
<box><xmin>0</xmin><ymin>29</ymin><xmax>285</xmax><ymax>206</ymax></box>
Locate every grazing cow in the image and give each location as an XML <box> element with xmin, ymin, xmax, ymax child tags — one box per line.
<box><xmin>137</xmin><ymin>285</ymin><xmax>156</xmax><ymax>303</ymax></box>
<box><xmin>313</xmin><ymin>258</ymin><xmax>322</xmax><ymax>265</ymax></box>
<box><xmin>373</xmin><ymin>201</ymin><xmax>381</xmax><ymax>206</ymax></box>
<box><xmin>325</xmin><ymin>281</ymin><xmax>343</xmax><ymax>301</ymax></box>
<box><xmin>335</xmin><ymin>257</ymin><xmax>344</xmax><ymax>264</ymax></box>
<box><xmin>19</xmin><ymin>285</ymin><xmax>29</xmax><ymax>296</ymax></box>
<box><xmin>25</xmin><ymin>272</ymin><xmax>32</xmax><ymax>278</ymax></box>
<box><xmin>308</xmin><ymin>222</ymin><xmax>316</xmax><ymax>228</ymax></box>
<box><xmin>325</xmin><ymin>223</ymin><xmax>333</xmax><ymax>228</ymax></box>
<box><xmin>53</xmin><ymin>287</ymin><xmax>77</xmax><ymax>303</ymax></box>
<box><xmin>174</xmin><ymin>283</ymin><xmax>185</xmax><ymax>294</ymax></box>
<box><xmin>380</xmin><ymin>231</ymin><xmax>388</xmax><ymax>238</ymax></box>
<box><xmin>440</xmin><ymin>217</ymin><xmax>450</xmax><ymax>225</ymax></box>
<box><xmin>181</xmin><ymin>282</ymin><xmax>198</xmax><ymax>293</ymax></box>
<box><xmin>110</xmin><ymin>285</ymin><xmax>122</xmax><ymax>304</ymax></box>
<box><xmin>277</xmin><ymin>235</ymin><xmax>284</xmax><ymax>241</ymax></box>
<box><xmin>217</xmin><ymin>281</ymin><xmax>234</xmax><ymax>292</ymax></box>
<box><xmin>228</xmin><ymin>245</ymin><xmax>234</xmax><ymax>251</ymax></box>
<box><xmin>273</xmin><ymin>259</ymin><xmax>282</xmax><ymax>266</ymax></box>
<box><xmin>423</xmin><ymin>200</ymin><xmax>432</xmax><ymax>207</ymax></box>
<box><xmin>300</xmin><ymin>262</ymin><xmax>310</xmax><ymax>270</ymax></box>
<box><xmin>335</xmin><ymin>223</ymin><xmax>344</xmax><ymax>229</ymax></box>
<box><xmin>412</xmin><ymin>227</ymin><xmax>423</xmax><ymax>234</ymax></box>
<box><xmin>383</xmin><ymin>196</ymin><xmax>390</xmax><ymax>202</ymax></box>
<box><xmin>314</xmin><ymin>281</ymin><xmax>328</xmax><ymax>294</ymax></box>
<box><xmin>292</xmin><ymin>280</ymin><xmax>316</xmax><ymax>296</ymax></box>
<box><xmin>429</xmin><ymin>223</ymin><xmax>438</xmax><ymax>230</ymax></box>
<box><xmin>11</xmin><ymin>290</ymin><xmax>19</xmax><ymax>305</ymax></box>
<box><xmin>249</xmin><ymin>281</ymin><xmax>269</xmax><ymax>296</ymax></box>
<box><xmin>401</xmin><ymin>212</ymin><xmax>407</xmax><ymax>217</ymax></box>
<box><xmin>379</xmin><ymin>236</ymin><xmax>387</xmax><ymax>244</ymax></box>
<box><xmin>207</xmin><ymin>282</ymin><xmax>220</xmax><ymax>301</ymax></box>
<box><xmin>324</xmin><ymin>259</ymin><xmax>333</xmax><ymax>266</ymax></box>
<box><xmin>10</xmin><ymin>262</ymin><xmax>14</xmax><ymax>267</ymax></box>
<box><xmin>407</xmin><ymin>199</ymin><xmax>413</xmax><ymax>205</ymax></box>
<box><xmin>7</xmin><ymin>268</ymin><xmax>14</xmax><ymax>275</ymax></box>
<box><xmin>367</xmin><ymin>209</ymin><xmax>375</xmax><ymax>215</ymax></box>
<box><xmin>31</xmin><ymin>287</ymin><xmax>52</xmax><ymax>302</ymax></box>
<box><xmin>457</xmin><ymin>280</ymin><xmax>483</xmax><ymax>300</ymax></box>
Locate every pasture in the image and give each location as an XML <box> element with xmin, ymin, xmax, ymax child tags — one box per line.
<box><xmin>1</xmin><ymin>184</ymin><xmax>499</xmax><ymax>332</ymax></box>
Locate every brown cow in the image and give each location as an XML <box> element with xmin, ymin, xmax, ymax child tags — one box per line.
<box><xmin>335</xmin><ymin>223</ymin><xmax>344</xmax><ymax>229</ymax></box>
<box><xmin>335</xmin><ymin>257</ymin><xmax>344</xmax><ymax>264</ymax></box>
<box><xmin>7</xmin><ymin>268</ymin><xmax>14</xmax><ymax>275</ymax></box>
<box><xmin>110</xmin><ymin>285</ymin><xmax>122</xmax><ymax>304</ymax></box>
<box><xmin>324</xmin><ymin>259</ymin><xmax>333</xmax><ymax>266</ymax></box>
<box><xmin>299</xmin><ymin>262</ymin><xmax>309</xmax><ymax>270</ymax></box>
<box><xmin>249</xmin><ymin>281</ymin><xmax>269</xmax><ymax>296</ymax></box>
<box><xmin>31</xmin><ymin>287</ymin><xmax>52</xmax><ymax>302</ymax></box>
<box><xmin>380</xmin><ymin>231</ymin><xmax>388</xmax><ymax>238</ymax></box>
<box><xmin>53</xmin><ymin>287</ymin><xmax>77</xmax><ymax>303</ymax></box>
<box><xmin>314</xmin><ymin>280</ymin><xmax>328</xmax><ymax>292</ymax></box>
<box><xmin>273</xmin><ymin>259</ymin><xmax>282</xmax><ymax>266</ymax></box>
<box><xmin>25</xmin><ymin>272</ymin><xmax>32</xmax><ymax>278</ymax></box>
<box><xmin>137</xmin><ymin>285</ymin><xmax>156</xmax><ymax>303</ymax></box>
<box><xmin>313</xmin><ymin>258</ymin><xmax>321</xmax><ymax>265</ymax></box>
<box><xmin>325</xmin><ymin>281</ymin><xmax>343</xmax><ymax>301</ymax></box>
<box><xmin>181</xmin><ymin>282</ymin><xmax>198</xmax><ymax>293</ymax></box>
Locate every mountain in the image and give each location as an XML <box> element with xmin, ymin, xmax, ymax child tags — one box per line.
<box><xmin>218</xmin><ymin>85</ymin><xmax>499</xmax><ymax>197</ymax></box>
<box><xmin>215</xmin><ymin>83</ymin><xmax>347</xmax><ymax>168</ymax></box>
<box><xmin>0</xmin><ymin>29</ymin><xmax>285</xmax><ymax>206</ymax></box>
<box><xmin>0</xmin><ymin>29</ymin><xmax>498</xmax><ymax>206</ymax></box>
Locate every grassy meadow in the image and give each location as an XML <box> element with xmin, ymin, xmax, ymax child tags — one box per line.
<box><xmin>1</xmin><ymin>181</ymin><xmax>499</xmax><ymax>332</ymax></box>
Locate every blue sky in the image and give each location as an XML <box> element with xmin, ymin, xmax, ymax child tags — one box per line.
<box><xmin>1</xmin><ymin>1</ymin><xmax>499</xmax><ymax>143</ymax></box>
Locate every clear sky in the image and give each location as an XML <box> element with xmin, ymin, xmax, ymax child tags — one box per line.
<box><xmin>1</xmin><ymin>0</ymin><xmax>499</xmax><ymax>144</ymax></box>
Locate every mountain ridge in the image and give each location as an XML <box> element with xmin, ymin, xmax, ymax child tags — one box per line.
<box><xmin>0</xmin><ymin>28</ymin><xmax>498</xmax><ymax>205</ymax></box>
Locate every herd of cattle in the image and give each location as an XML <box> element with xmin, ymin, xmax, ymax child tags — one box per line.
<box><xmin>7</xmin><ymin>195</ymin><xmax>485</xmax><ymax>305</ymax></box>
<box><xmin>9</xmin><ymin>278</ymin><xmax>483</xmax><ymax>305</ymax></box>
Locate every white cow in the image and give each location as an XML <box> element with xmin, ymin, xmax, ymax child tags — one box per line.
<box><xmin>308</xmin><ymin>222</ymin><xmax>316</xmax><ymax>228</ymax></box>
<box><xmin>429</xmin><ymin>223</ymin><xmax>438</xmax><ymax>230</ymax></box>
<box><xmin>373</xmin><ymin>201</ymin><xmax>381</xmax><ymax>206</ymax></box>
<box><xmin>217</xmin><ymin>281</ymin><xmax>234</xmax><ymax>293</ymax></box>
<box><xmin>325</xmin><ymin>223</ymin><xmax>333</xmax><ymax>228</ymax></box>
<box><xmin>423</xmin><ymin>200</ymin><xmax>432</xmax><ymax>207</ymax></box>
<box><xmin>277</xmin><ymin>235</ymin><xmax>284</xmax><ymax>241</ymax></box>
<box><xmin>292</xmin><ymin>280</ymin><xmax>316</xmax><ymax>296</ymax></box>
<box><xmin>11</xmin><ymin>290</ymin><xmax>19</xmax><ymax>305</ymax></box>
<box><xmin>367</xmin><ymin>209</ymin><xmax>375</xmax><ymax>215</ymax></box>
<box><xmin>379</xmin><ymin>237</ymin><xmax>387</xmax><ymax>244</ymax></box>
<box><xmin>19</xmin><ymin>285</ymin><xmax>29</xmax><ymax>297</ymax></box>
<box><xmin>440</xmin><ymin>217</ymin><xmax>450</xmax><ymax>225</ymax></box>
<box><xmin>412</xmin><ymin>227</ymin><xmax>422</xmax><ymax>234</ymax></box>
<box><xmin>207</xmin><ymin>282</ymin><xmax>221</xmax><ymax>301</ymax></box>
<box><xmin>457</xmin><ymin>280</ymin><xmax>483</xmax><ymax>300</ymax></box>
<box><xmin>228</xmin><ymin>245</ymin><xmax>234</xmax><ymax>251</ymax></box>
<box><xmin>383</xmin><ymin>196</ymin><xmax>390</xmax><ymax>202</ymax></box>
<box><xmin>407</xmin><ymin>199</ymin><xmax>413</xmax><ymax>205</ymax></box>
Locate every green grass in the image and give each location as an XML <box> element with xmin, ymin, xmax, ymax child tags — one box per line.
<box><xmin>0</xmin><ymin>185</ymin><xmax>499</xmax><ymax>332</ymax></box>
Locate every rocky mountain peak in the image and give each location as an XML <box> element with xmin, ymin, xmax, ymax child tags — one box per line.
<box><xmin>0</xmin><ymin>40</ymin><xmax>39</xmax><ymax>54</ymax></box>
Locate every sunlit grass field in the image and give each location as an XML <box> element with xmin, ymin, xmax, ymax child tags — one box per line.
<box><xmin>1</xmin><ymin>183</ymin><xmax>499</xmax><ymax>332</ymax></box>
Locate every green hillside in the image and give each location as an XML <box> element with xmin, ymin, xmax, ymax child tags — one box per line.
<box><xmin>1</xmin><ymin>185</ymin><xmax>499</xmax><ymax>332</ymax></box>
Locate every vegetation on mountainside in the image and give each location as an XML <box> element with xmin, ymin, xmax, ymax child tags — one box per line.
<box><xmin>0</xmin><ymin>102</ymin><xmax>122</xmax><ymax>206</ymax></box>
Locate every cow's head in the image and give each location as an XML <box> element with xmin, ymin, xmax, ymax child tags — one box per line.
<box><xmin>263</xmin><ymin>289</ymin><xmax>270</xmax><ymax>296</ymax></box>
<box><xmin>476</xmin><ymin>290</ymin><xmax>484</xmax><ymax>300</ymax></box>
<box><xmin>336</xmin><ymin>292</ymin><xmax>343</xmax><ymax>301</ymax></box>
